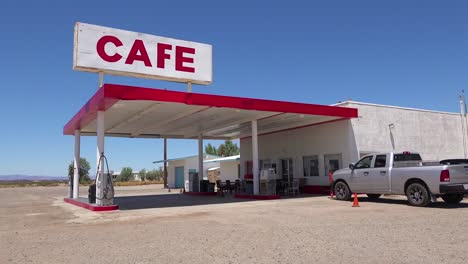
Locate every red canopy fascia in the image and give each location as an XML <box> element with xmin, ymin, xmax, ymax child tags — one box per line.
<box><xmin>64</xmin><ymin>83</ymin><xmax>358</xmax><ymax>136</ymax></box>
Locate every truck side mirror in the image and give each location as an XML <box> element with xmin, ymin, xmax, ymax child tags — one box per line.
<box><xmin>349</xmin><ymin>163</ymin><xmax>355</xmax><ymax>170</ymax></box>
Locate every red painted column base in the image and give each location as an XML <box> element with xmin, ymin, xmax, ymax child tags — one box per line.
<box><xmin>64</xmin><ymin>198</ymin><xmax>119</xmax><ymax>211</ymax></box>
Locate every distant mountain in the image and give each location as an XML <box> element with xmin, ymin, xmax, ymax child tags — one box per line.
<box><xmin>0</xmin><ymin>175</ymin><xmax>67</xmax><ymax>181</ymax></box>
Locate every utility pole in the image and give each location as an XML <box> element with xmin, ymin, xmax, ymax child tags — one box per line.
<box><xmin>460</xmin><ymin>91</ymin><xmax>467</xmax><ymax>158</ymax></box>
<box><xmin>163</xmin><ymin>137</ymin><xmax>168</xmax><ymax>188</ymax></box>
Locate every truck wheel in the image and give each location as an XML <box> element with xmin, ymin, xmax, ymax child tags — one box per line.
<box><xmin>441</xmin><ymin>194</ymin><xmax>464</xmax><ymax>204</ymax></box>
<box><xmin>405</xmin><ymin>183</ymin><xmax>431</xmax><ymax>207</ymax></box>
<box><xmin>366</xmin><ymin>194</ymin><xmax>381</xmax><ymax>199</ymax></box>
<box><xmin>334</xmin><ymin>182</ymin><xmax>351</xmax><ymax>201</ymax></box>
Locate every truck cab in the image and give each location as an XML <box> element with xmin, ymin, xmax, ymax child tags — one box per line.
<box><xmin>344</xmin><ymin>152</ymin><xmax>422</xmax><ymax>194</ymax></box>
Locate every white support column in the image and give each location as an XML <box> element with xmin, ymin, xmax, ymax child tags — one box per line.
<box><xmin>187</xmin><ymin>81</ymin><xmax>192</xmax><ymax>93</ymax></box>
<box><xmin>96</xmin><ymin>110</ymin><xmax>106</xmax><ymax>205</ymax></box>
<box><xmin>198</xmin><ymin>133</ymin><xmax>203</xmax><ymax>191</ymax></box>
<box><xmin>98</xmin><ymin>72</ymin><xmax>104</xmax><ymax>88</ymax></box>
<box><xmin>252</xmin><ymin>120</ymin><xmax>259</xmax><ymax>195</ymax></box>
<box><xmin>73</xmin><ymin>130</ymin><xmax>80</xmax><ymax>198</ymax></box>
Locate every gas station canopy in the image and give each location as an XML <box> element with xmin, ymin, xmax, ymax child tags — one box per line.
<box><xmin>63</xmin><ymin>84</ymin><xmax>358</xmax><ymax>139</ymax></box>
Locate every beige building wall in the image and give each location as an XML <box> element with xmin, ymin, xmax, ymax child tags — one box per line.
<box><xmin>341</xmin><ymin>101</ymin><xmax>468</xmax><ymax>161</ymax></box>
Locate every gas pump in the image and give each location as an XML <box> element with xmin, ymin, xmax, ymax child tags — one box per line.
<box><xmin>68</xmin><ymin>173</ymin><xmax>73</xmax><ymax>198</ymax></box>
<box><xmin>92</xmin><ymin>153</ymin><xmax>115</xmax><ymax>206</ymax></box>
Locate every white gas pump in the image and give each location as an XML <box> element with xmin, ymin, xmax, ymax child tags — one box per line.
<box><xmin>260</xmin><ymin>168</ymin><xmax>277</xmax><ymax>195</ymax></box>
<box><xmin>95</xmin><ymin>154</ymin><xmax>115</xmax><ymax>206</ymax></box>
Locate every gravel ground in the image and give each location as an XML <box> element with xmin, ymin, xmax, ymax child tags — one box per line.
<box><xmin>1</xmin><ymin>185</ymin><xmax>468</xmax><ymax>264</ymax></box>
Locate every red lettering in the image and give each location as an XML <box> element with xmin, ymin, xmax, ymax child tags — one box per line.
<box><xmin>175</xmin><ymin>46</ymin><xmax>195</xmax><ymax>73</ymax></box>
<box><xmin>96</xmin><ymin>35</ymin><xmax>123</xmax><ymax>62</ymax></box>
<box><xmin>125</xmin><ymin>39</ymin><xmax>152</xmax><ymax>67</ymax></box>
<box><xmin>96</xmin><ymin>37</ymin><xmax>198</xmax><ymax>74</ymax></box>
<box><xmin>157</xmin><ymin>43</ymin><xmax>172</xmax><ymax>69</ymax></box>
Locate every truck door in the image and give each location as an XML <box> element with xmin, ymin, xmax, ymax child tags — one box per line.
<box><xmin>349</xmin><ymin>155</ymin><xmax>374</xmax><ymax>192</ymax></box>
<box><xmin>368</xmin><ymin>154</ymin><xmax>390</xmax><ymax>193</ymax></box>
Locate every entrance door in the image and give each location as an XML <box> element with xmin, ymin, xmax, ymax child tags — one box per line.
<box><xmin>369</xmin><ymin>154</ymin><xmax>390</xmax><ymax>193</ymax></box>
<box><xmin>280</xmin><ymin>158</ymin><xmax>293</xmax><ymax>186</ymax></box>
<box><xmin>175</xmin><ymin>166</ymin><xmax>184</xmax><ymax>188</ymax></box>
<box><xmin>349</xmin><ymin>155</ymin><xmax>373</xmax><ymax>192</ymax></box>
<box><xmin>324</xmin><ymin>154</ymin><xmax>342</xmax><ymax>175</ymax></box>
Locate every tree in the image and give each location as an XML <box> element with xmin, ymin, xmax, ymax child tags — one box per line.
<box><xmin>205</xmin><ymin>140</ymin><xmax>240</xmax><ymax>157</ymax></box>
<box><xmin>205</xmin><ymin>143</ymin><xmax>217</xmax><ymax>155</ymax></box>
<box><xmin>138</xmin><ymin>169</ymin><xmax>146</xmax><ymax>181</ymax></box>
<box><xmin>146</xmin><ymin>170</ymin><xmax>155</xmax><ymax>181</ymax></box>
<box><xmin>68</xmin><ymin>158</ymin><xmax>91</xmax><ymax>184</ymax></box>
<box><xmin>117</xmin><ymin>167</ymin><xmax>133</xmax><ymax>182</ymax></box>
<box><xmin>146</xmin><ymin>167</ymin><xmax>164</xmax><ymax>181</ymax></box>
<box><xmin>222</xmin><ymin>140</ymin><xmax>240</xmax><ymax>156</ymax></box>
<box><xmin>218</xmin><ymin>144</ymin><xmax>226</xmax><ymax>156</ymax></box>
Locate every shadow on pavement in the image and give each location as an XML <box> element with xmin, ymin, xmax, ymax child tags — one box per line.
<box><xmin>113</xmin><ymin>193</ymin><xmax>323</xmax><ymax>210</ymax></box>
<box><xmin>114</xmin><ymin>193</ymin><xmax>252</xmax><ymax>210</ymax></box>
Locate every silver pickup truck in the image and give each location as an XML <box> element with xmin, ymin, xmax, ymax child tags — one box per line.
<box><xmin>332</xmin><ymin>151</ymin><xmax>468</xmax><ymax>207</ymax></box>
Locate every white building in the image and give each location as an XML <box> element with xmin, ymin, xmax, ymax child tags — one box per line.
<box><xmin>203</xmin><ymin>155</ymin><xmax>241</xmax><ymax>182</ymax></box>
<box><xmin>155</xmin><ymin>154</ymin><xmax>241</xmax><ymax>189</ymax></box>
<box><xmin>155</xmin><ymin>154</ymin><xmax>220</xmax><ymax>188</ymax></box>
<box><xmin>240</xmin><ymin>101</ymin><xmax>468</xmax><ymax>192</ymax></box>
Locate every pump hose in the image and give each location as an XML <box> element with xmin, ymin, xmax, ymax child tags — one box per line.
<box><xmin>94</xmin><ymin>154</ymin><xmax>115</xmax><ymax>200</ymax></box>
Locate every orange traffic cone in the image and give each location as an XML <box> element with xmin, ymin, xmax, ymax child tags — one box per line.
<box><xmin>352</xmin><ymin>193</ymin><xmax>360</xmax><ymax>207</ymax></box>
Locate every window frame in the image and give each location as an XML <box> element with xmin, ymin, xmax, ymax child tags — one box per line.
<box><xmin>303</xmin><ymin>155</ymin><xmax>320</xmax><ymax>177</ymax></box>
<box><xmin>374</xmin><ymin>155</ymin><xmax>387</xmax><ymax>168</ymax></box>
<box><xmin>354</xmin><ymin>155</ymin><xmax>374</xmax><ymax>170</ymax></box>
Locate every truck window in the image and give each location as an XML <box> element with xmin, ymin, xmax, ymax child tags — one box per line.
<box><xmin>374</xmin><ymin>155</ymin><xmax>386</xmax><ymax>168</ymax></box>
<box><xmin>394</xmin><ymin>153</ymin><xmax>422</xmax><ymax>162</ymax></box>
<box><xmin>355</xmin><ymin>156</ymin><xmax>373</xmax><ymax>169</ymax></box>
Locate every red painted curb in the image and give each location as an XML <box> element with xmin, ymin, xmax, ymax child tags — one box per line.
<box><xmin>234</xmin><ymin>194</ymin><xmax>281</xmax><ymax>200</ymax></box>
<box><xmin>64</xmin><ymin>198</ymin><xmax>119</xmax><ymax>211</ymax></box>
<box><xmin>184</xmin><ymin>192</ymin><xmax>217</xmax><ymax>196</ymax></box>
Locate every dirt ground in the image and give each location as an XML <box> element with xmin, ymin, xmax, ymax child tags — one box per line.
<box><xmin>1</xmin><ymin>184</ymin><xmax>468</xmax><ymax>264</ymax></box>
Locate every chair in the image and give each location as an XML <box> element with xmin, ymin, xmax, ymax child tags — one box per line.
<box><xmin>279</xmin><ymin>181</ymin><xmax>289</xmax><ymax>196</ymax></box>
<box><xmin>288</xmin><ymin>179</ymin><xmax>300</xmax><ymax>196</ymax></box>
<box><xmin>216</xmin><ymin>180</ymin><xmax>226</xmax><ymax>196</ymax></box>
<box><xmin>260</xmin><ymin>180</ymin><xmax>268</xmax><ymax>195</ymax></box>
<box><xmin>225</xmin><ymin>180</ymin><xmax>233</xmax><ymax>193</ymax></box>
<box><xmin>235</xmin><ymin>180</ymin><xmax>245</xmax><ymax>194</ymax></box>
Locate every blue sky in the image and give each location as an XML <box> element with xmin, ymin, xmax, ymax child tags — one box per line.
<box><xmin>0</xmin><ymin>0</ymin><xmax>467</xmax><ymax>176</ymax></box>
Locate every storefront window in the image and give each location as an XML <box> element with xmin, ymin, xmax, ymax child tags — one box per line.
<box><xmin>303</xmin><ymin>156</ymin><xmax>319</xmax><ymax>177</ymax></box>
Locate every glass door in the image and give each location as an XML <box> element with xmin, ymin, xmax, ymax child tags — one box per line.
<box><xmin>280</xmin><ymin>158</ymin><xmax>293</xmax><ymax>186</ymax></box>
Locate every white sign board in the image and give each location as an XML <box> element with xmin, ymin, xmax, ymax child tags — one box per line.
<box><xmin>73</xmin><ymin>22</ymin><xmax>212</xmax><ymax>85</ymax></box>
